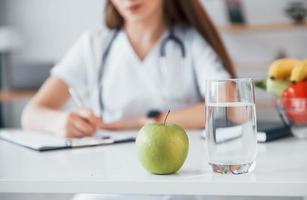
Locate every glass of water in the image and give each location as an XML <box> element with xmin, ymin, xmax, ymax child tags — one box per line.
<box><xmin>205</xmin><ymin>79</ymin><xmax>257</xmax><ymax>174</ymax></box>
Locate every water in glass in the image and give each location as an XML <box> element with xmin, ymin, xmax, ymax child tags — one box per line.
<box><xmin>205</xmin><ymin>79</ymin><xmax>257</xmax><ymax>174</ymax></box>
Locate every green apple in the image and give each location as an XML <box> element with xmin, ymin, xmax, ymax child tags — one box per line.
<box><xmin>266</xmin><ymin>78</ymin><xmax>291</xmax><ymax>97</ymax></box>
<box><xmin>136</xmin><ymin>118</ymin><xmax>189</xmax><ymax>175</ymax></box>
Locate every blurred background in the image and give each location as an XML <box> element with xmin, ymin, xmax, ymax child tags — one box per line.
<box><xmin>0</xmin><ymin>0</ymin><xmax>306</xmax><ymax>128</ymax></box>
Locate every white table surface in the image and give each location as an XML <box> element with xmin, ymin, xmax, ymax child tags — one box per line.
<box><xmin>0</xmin><ymin>130</ymin><xmax>306</xmax><ymax>197</ymax></box>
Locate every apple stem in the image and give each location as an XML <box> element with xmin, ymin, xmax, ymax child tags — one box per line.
<box><xmin>164</xmin><ymin>110</ymin><xmax>170</xmax><ymax>126</ymax></box>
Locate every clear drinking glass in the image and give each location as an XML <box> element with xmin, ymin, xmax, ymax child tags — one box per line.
<box><xmin>205</xmin><ymin>79</ymin><xmax>257</xmax><ymax>174</ymax></box>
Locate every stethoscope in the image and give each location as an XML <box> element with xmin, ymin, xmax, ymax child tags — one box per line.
<box><xmin>97</xmin><ymin>27</ymin><xmax>186</xmax><ymax>117</ymax></box>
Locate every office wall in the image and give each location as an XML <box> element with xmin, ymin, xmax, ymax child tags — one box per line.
<box><xmin>1</xmin><ymin>0</ymin><xmax>103</xmax><ymax>62</ymax></box>
<box><xmin>1</xmin><ymin>0</ymin><xmax>306</xmax><ymax>66</ymax></box>
<box><xmin>0</xmin><ymin>1</ymin><xmax>5</xmax><ymax>25</ymax></box>
<box><xmin>204</xmin><ymin>0</ymin><xmax>300</xmax><ymax>25</ymax></box>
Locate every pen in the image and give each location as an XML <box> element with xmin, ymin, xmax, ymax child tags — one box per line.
<box><xmin>67</xmin><ymin>87</ymin><xmax>87</xmax><ymax>144</ymax></box>
<box><xmin>69</xmin><ymin>88</ymin><xmax>85</xmax><ymax>107</ymax></box>
<box><xmin>68</xmin><ymin>88</ymin><xmax>106</xmax><ymax>139</ymax></box>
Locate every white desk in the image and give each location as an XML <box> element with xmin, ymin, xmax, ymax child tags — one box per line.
<box><xmin>0</xmin><ymin>131</ymin><xmax>306</xmax><ymax>197</ymax></box>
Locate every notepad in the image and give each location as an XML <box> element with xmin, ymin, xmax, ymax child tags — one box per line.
<box><xmin>0</xmin><ymin>129</ymin><xmax>136</xmax><ymax>151</ymax></box>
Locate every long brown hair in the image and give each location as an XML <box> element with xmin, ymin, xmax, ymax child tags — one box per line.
<box><xmin>105</xmin><ymin>0</ymin><xmax>236</xmax><ymax>78</ymax></box>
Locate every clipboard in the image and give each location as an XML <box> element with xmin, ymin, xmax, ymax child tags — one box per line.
<box><xmin>0</xmin><ymin>129</ymin><xmax>136</xmax><ymax>152</ymax></box>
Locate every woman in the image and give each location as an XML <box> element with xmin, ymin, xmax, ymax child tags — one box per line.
<box><xmin>22</xmin><ymin>0</ymin><xmax>235</xmax><ymax>138</ymax></box>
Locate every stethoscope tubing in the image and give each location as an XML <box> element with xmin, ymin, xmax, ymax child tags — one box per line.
<box><xmin>97</xmin><ymin>27</ymin><xmax>186</xmax><ymax>117</ymax></box>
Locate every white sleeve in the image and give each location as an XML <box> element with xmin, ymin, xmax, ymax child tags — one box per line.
<box><xmin>50</xmin><ymin>32</ymin><xmax>91</xmax><ymax>89</ymax></box>
<box><xmin>191</xmin><ymin>30</ymin><xmax>231</xmax><ymax>99</ymax></box>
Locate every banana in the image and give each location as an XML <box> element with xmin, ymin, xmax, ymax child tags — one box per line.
<box><xmin>290</xmin><ymin>60</ymin><xmax>307</xmax><ymax>83</ymax></box>
<box><xmin>268</xmin><ymin>58</ymin><xmax>301</xmax><ymax>80</ymax></box>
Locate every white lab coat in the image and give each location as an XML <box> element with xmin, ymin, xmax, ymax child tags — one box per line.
<box><xmin>51</xmin><ymin>25</ymin><xmax>230</xmax><ymax>121</ymax></box>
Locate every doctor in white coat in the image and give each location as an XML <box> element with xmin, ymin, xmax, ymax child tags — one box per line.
<box><xmin>22</xmin><ymin>0</ymin><xmax>236</xmax><ymax>138</ymax></box>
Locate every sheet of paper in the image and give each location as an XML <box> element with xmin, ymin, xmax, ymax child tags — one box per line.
<box><xmin>0</xmin><ymin>129</ymin><xmax>68</xmax><ymax>150</ymax></box>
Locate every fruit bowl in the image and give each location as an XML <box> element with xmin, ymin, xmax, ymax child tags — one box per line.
<box><xmin>254</xmin><ymin>58</ymin><xmax>307</xmax><ymax>138</ymax></box>
<box><xmin>276</xmin><ymin>97</ymin><xmax>307</xmax><ymax>139</ymax></box>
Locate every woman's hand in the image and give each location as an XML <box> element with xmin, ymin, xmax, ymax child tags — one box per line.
<box><xmin>59</xmin><ymin>108</ymin><xmax>101</xmax><ymax>138</ymax></box>
<box><xmin>21</xmin><ymin>77</ymin><xmax>102</xmax><ymax>138</ymax></box>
